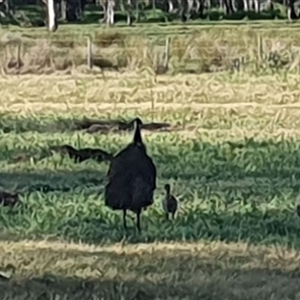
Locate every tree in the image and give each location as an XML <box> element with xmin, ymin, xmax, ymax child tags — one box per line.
<box><xmin>40</xmin><ymin>0</ymin><xmax>58</xmax><ymax>31</ymax></box>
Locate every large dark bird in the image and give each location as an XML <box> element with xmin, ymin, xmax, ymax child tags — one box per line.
<box><xmin>162</xmin><ymin>183</ymin><xmax>178</xmax><ymax>220</ymax></box>
<box><xmin>104</xmin><ymin>117</ymin><xmax>157</xmax><ymax>232</ymax></box>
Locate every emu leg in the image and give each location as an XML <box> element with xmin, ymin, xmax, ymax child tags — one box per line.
<box><xmin>165</xmin><ymin>212</ymin><xmax>169</xmax><ymax>220</ymax></box>
<box><xmin>136</xmin><ymin>208</ymin><xmax>142</xmax><ymax>232</ymax></box>
<box><xmin>123</xmin><ymin>209</ymin><xmax>127</xmax><ymax>230</ymax></box>
<box><xmin>171</xmin><ymin>212</ymin><xmax>175</xmax><ymax>220</ymax></box>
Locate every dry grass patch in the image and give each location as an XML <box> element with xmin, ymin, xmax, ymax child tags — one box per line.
<box><xmin>0</xmin><ymin>73</ymin><xmax>300</xmax><ymax>135</ymax></box>
<box><xmin>1</xmin><ymin>25</ymin><xmax>300</xmax><ymax>74</ymax></box>
<box><xmin>0</xmin><ymin>73</ymin><xmax>299</xmax><ymax>107</ymax></box>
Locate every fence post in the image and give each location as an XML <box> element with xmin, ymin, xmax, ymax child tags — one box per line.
<box><xmin>16</xmin><ymin>43</ymin><xmax>21</xmax><ymax>69</ymax></box>
<box><xmin>163</xmin><ymin>36</ymin><xmax>170</xmax><ymax>70</ymax></box>
<box><xmin>155</xmin><ymin>36</ymin><xmax>170</xmax><ymax>74</ymax></box>
<box><xmin>87</xmin><ymin>36</ymin><xmax>93</xmax><ymax>69</ymax></box>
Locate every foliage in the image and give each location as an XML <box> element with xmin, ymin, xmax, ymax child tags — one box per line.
<box><xmin>0</xmin><ymin>3</ymin><xmax>291</xmax><ymax>27</ymax></box>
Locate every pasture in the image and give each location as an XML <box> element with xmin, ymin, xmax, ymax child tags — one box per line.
<box><xmin>1</xmin><ymin>24</ymin><xmax>300</xmax><ymax>299</ymax></box>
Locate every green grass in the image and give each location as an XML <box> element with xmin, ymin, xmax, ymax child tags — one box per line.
<box><xmin>0</xmin><ymin>73</ymin><xmax>299</xmax><ymax>247</ymax></box>
<box><xmin>0</xmin><ymin>129</ymin><xmax>299</xmax><ymax>245</ymax></box>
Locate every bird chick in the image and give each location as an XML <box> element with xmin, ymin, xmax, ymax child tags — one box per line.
<box><xmin>162</xmin><ymin>183</ymin><xmax>178</xmax><ymax>220</ymax></box>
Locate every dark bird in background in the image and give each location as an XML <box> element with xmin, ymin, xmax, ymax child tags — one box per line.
<box><xmin>0</xmin><ymin>191</ymin><xmax>19</xmax><ymax>207</ymax></box>
<box><xmin>162</xmin><ymin>183</ymin><xmax>178</xmax><ymax>220</ymax></box>
<box><xmin>50</xmin><ymin>145</ymin><xmax>113</xmax><ymax>163</ymax></box>
<box><xmin>296</xmin><ymin>204</ymin><xmax>300</xmax><ymax>218</ymax></box>
<box><xmin>75</xmin><ymin>117</ymin><xmax>171</xmax><ymax>133</ymax></box>
<box><xmin>104</xmin><ymin>117</ymin><xmax>157</xmax><ymax>232</ymax></box>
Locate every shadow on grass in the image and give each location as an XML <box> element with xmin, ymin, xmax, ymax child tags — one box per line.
<box><xmin>0</xmin><ymin>247</ymin><xmax>299</xmax><ymax>300</ymax></box>
<box><xmin>55</xmin><ymin>206</ymin><xmax>300</xmax><ymax>246</ymax></box>
<box><xmin>0</xmin><ymin>170</ymin><xmax>107</xmax><ymax>193</ymax></box>
<box><xmin>0</xmin><ymin>128</ymin><xmax>300</xmax><ymax>194</ymax></box>
<box><xmin>1</xmin><ymin>274</ymin><xmax>298</xmax><ymax>300</ymax></box>
<box><xmin>0</xmin><ymin>173</ymin><xmax>298</xmax><ymax>247</ymax></box>
<box><xmin>0</xmin><ymin>163</ymin><xmax>299</xmax><ymax>198</ymax></box>
<box><xmin>0</xmin><ymin>114</ymin><xmax>171</xmax><ymax>135</ymax></box>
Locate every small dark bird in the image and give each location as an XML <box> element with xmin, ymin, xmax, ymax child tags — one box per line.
<box><xmin>50</xmin><ymin>145</ymin><xmax>113</xmax><ymax>163</ymax></box>
<box><xmin>0</xmin><ymin>191</ymin><xmax>19</xmax><ymax>207</ymax></box>
<box><xmin>162</xmin><ymin>184</ymin><xmax>178</xmax><ymax>220</ymax></box>
<box><xmin>296</xmin><ymin>204</ymin><xmax>300</xmax><ymax>218</ymax></box>
<box><xmin>104</xmin><ymin>117</ymin><xmax>157</xmax><ymax>232</ymax></box>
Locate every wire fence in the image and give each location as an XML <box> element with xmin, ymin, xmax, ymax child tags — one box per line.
<box><xmin>1</xmin><ymin>32</ymin><xmax>300</xmax><ymax>75</ymax></box>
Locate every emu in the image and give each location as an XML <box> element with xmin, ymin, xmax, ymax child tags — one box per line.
<box><xmin>104</xmin><ymin>117</ymin><xmax>157</xmax><ymax>232</ymax></box>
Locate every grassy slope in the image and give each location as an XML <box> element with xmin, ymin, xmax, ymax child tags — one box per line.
<box><xmin>1</xmin><ymin>24</ymin><xmax>300</xmax><ymax>298</ymax></box>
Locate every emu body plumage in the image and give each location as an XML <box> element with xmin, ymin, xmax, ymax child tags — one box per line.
<box><xmin>104</xmin><ymin>118</ymin><xmax>157</xmax><ymax>231</ymax></box>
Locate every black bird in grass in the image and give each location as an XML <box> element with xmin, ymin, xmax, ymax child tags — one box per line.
<box><xmin>50</xmin><ymin>145</ymin><xmax>113</xmax><ymax>163</ymax></box>
<box><xmin>104</xmin><ymin>117</ymin><xmax>157</xmax><ymax>232</ymax></box>
<box><xmin>162</xmin><ymin>184</ymin><xmax>178</xmax><ymax>220</ymax></box>
<box><xmin>0</xmin><ymin>191</ymin><xmax>19</xmax><ymax>207</ymax></box>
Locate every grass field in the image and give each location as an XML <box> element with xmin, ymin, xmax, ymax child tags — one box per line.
<box><xmin>1</xmin><ymin>23</ymin><xmax>300</xmax><ymax>299</ymax></box>
<box><xmin>3</xmin><ymin>22</ymin><xmax>300</xmax><ymax>75</ymax></box>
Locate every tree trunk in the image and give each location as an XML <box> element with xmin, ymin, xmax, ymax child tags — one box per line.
<box><xmin>179</xmin><ymin>0</ymin><xmax>188</xmax><ymax>21</ymax></box>
<box><xmin>230</xmin><ymin>0</ymin><xmax>236</xmax><ymax>12</ymax></box>
<box><xmin>248</xmin><ymin>0</ymin><xmax>253</xmax><ymax>9</ymax></box>
<box><xmin>218</xmin><ymin>0</ymin><xmax>224</xmax><ymax>9</ymax></box>
<box><xmin>186</xmin><ymin>0</ymin><xmax>193</xmax><ymax>20</ymax></box>
<box><xmin>6</xmin><ymin>0</ymin><xmax>14</xmax><ymax>14</ymax></box>
<box><xmin>48</xmin><ymin>0</ymin><xmax>58</xmax><ymax>32</ymax></box>
<box><xmin>267</xmin><ymin>0</ymin><xmax>274</xmax><ymax>10</ymax></box>
<box><xmin>243</xmin><ymin>0</ymin><xmax>248</xmax><ymax>11</ymax></box>
<box><xmin>61</xmin><ymin>0</ymin><xmax>67</xmax><ymax>20</ymax></box>
<box><xmin>288</xmin><ymin>0</ymin><xmax>299</xmax><ymax>19</ymax></box>
<box><xmin>135</xmin><ymin>0</ymin><xmax>140</xmax><ymax>22</ymax></box>
<box><xmin>206</xmin><ymin>0</ymin><xmax>211</xmax><ymax>9</ymax></box>
<box><xmin>176</xmin><ymin>0</ymin><xmax>182</xmax><ymax>17</ymax></box>
<box><xmin>126</xmin><ymin>0</ymin><xmax>133</xmax><ymax>25</ymax></box>
<box><xmin>199</xmin><ymin>0</ymin><xmax>204</xmax><ymax>17</ymax></box>
<box><xmin>253</xmin><ymin>0</ymin><xmax>260</xmax><ymax>12</ymax></box>
<box><xmin>194</xmin><ymin>0</ymin><xmax>200</xmax><ymax>13</ymax></box>
<box><xmin>168</xmin><ymin>0</ymin><xmax>174</xmax><ymax>12</ymax></box>
<box><xmin>106</xmin><ymin>0</ymin><xmax>115</xmax><ymax>26</ymax></box>
<box><xmin>97</xmin><ymin>0</ymin><xmax>107</xmax><ymax>23</ymax></box>
<box><xmin>224</xmin><ymin>0</ymin><xmax>234</xmax><ymax>14</ymax></box>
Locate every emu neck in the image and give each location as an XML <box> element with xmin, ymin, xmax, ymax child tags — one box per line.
<box><xmin>133</xmin><ymin>126</ymin><xmax>143</xmax><ymax>145</ymax></box>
